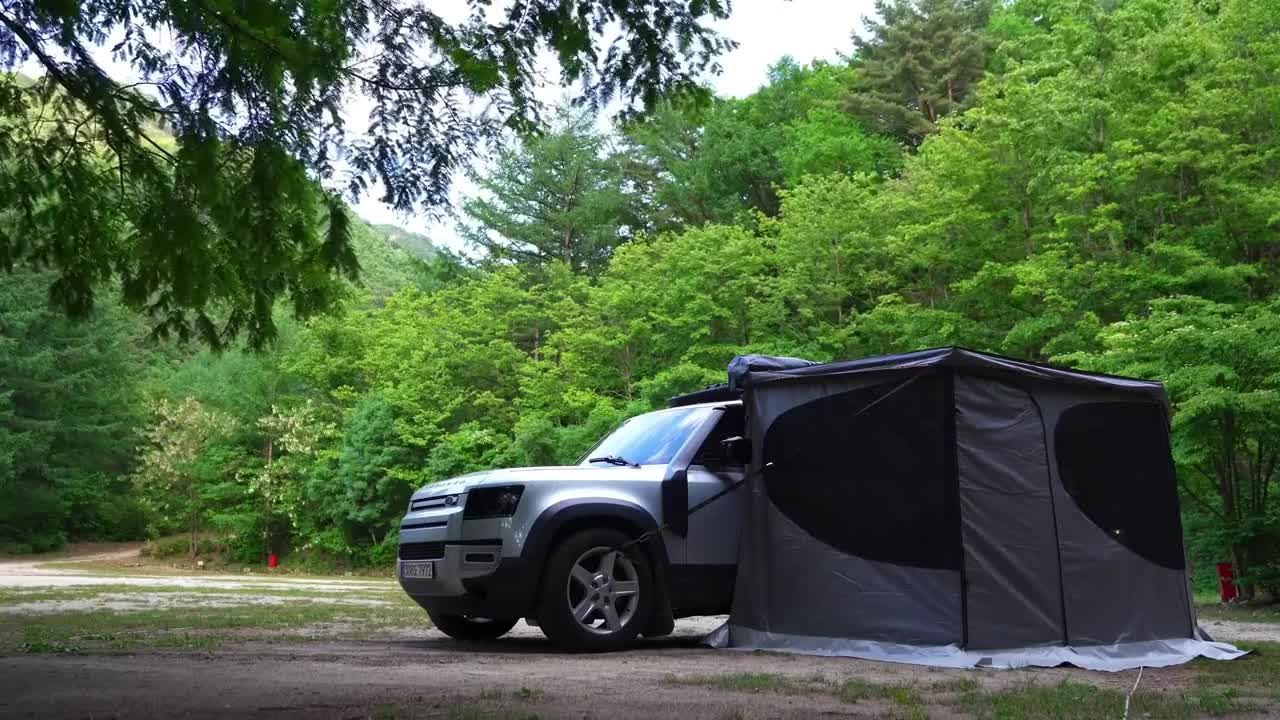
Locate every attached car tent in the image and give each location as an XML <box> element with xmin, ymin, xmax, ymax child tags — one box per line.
<box><xmin>705</xmin><ymin>347</ymin><xmax>1244</xmax><ymax>670</ymax></box>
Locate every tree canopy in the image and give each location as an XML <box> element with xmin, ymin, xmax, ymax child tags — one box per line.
<box><xmin>846</xmin><ymin>0</ymin><xmax>993</xmax><ymax>147</ymax></box>
<box><xmin>0</xmin><ymin>0</ymin><xmax>733</xmax><ymax>347</ymax></box>
<box><xmin>4</xmin><ymin>0</ymin><xmax>1280</xmax><ymax>597</ymax></box>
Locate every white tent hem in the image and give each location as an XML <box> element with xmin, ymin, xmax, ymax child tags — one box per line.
<box><xmin>704</xmin><ymin>623</ymin><xmax>1247</xmax><ymax>672</ymax></box>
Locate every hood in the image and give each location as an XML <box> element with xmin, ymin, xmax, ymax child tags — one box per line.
<box><xmin>414</xmin><ymin>464</ymin><xmax>663</xmax><ymax>497</ymax></box>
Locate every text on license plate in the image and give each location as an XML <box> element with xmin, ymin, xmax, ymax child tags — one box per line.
<box><xmin>400</xmin><ymin>561</ymin><xmax>434</xmax><ymax>579</ymax></box>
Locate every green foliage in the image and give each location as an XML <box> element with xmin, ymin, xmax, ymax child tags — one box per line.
<box><xmin>8</xmin><ymin>0</ymin><xmax>1280</xmax><ymax>585</ymax></box>
<box><xmin>333</xmin><ymin>393</ymin><xmax>417</xmax><ymax>546</ymax></box>
<box><xmin>847</xmin><ymin>0</ymin><xmax>994</xmax><ymax>147</ymax></box>
<box><xmin>462</xmin><ymin>109</ymin><xmax>637</xmax><ymax>273</ymax></box>
<box><xmin>0</xmin><ymin>0</ymin><xmax>733</xmax><ymax>346</ymax></box>
<box><xmin>622</xmin><ymin>58</ymin><xmax>902</xmax><ymax>226</ymax></box>
<box><xmin>133</xmin><ymin>397</ymin><xmax>235</xmax><ymax>558</ymax></box>
<box><xmin>0</xmin><ymin>269</ymin><xmax>144</xmax><ymax>551</ymax></box>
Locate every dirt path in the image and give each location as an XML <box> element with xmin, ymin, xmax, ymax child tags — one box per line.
<box><xmin>0</xmin><ymin>544</ymin><xmax>145</xmax><ymax>575</ymax></box>
<box><xmin>0</xmin><ymin>545</ymin><xmax>390</xmax><ymax>592</ymax></box>
<box><xmin>0</xmin><ymin>632</ymin><xmax>1154</xmax><ymax>720</ymax></box>
<box><xmin>4</xmin><ymin>610</ymin><xmax>1268</xmax><ymax>720</ymax></box>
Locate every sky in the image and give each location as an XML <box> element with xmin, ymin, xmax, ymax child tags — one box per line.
<box><xmin>357</xmin><ymin>0</ymin><xmax>878</xmax><ymax>249</ymax></box>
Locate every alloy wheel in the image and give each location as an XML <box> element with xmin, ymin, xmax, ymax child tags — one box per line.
<box><xmin>565</xmin><ymin>546</ymin><xmax>640</xmax><ymax>634</ymax></box>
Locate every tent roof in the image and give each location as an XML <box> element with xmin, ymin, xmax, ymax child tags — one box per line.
<box><xmin>729</xmin><ymin>346</ymin><xmax>1167</xmax><ymax>404</ymax></box>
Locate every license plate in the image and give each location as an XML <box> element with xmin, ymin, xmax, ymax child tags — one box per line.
<box><xmin>399</xmin><ymin>561</ymin><xmax>434</xmax><ymax>579</ymax></box>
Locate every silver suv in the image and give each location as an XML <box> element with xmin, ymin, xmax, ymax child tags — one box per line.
<box><xmin>396</xmin><ymin>397</ymin><xmax>747</xmax><ymax>651</ymax></box>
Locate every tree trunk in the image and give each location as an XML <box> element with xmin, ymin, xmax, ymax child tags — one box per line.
<box><xmin>190</xmin><ymin>513</ymin><xmax>200</xmax><ymax>561</ymax></box>
<box><xmin>621</xmin><ymin>345</ymin><xmax>634</xmax><ymax>401</ymax></box>
<box><xmin>833</xmin><ymin>233</ymin><xmax>844</xmax><ymax>324</ymax></box>
<box><xmin>190</xmin><ymin>479</ymin><xmax>200</xmax><ymax>561</ymax></box>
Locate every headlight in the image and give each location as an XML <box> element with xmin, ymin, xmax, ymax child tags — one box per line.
<box><xmin>463</xmin><ymin>485</ymin><xmax>524</xmax><ymax>520</ymax></box>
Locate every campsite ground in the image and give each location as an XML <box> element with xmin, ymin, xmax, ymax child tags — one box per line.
<box><xmin>2</xmin><ymin>545</ymin><xmax>1279</xmax><ymax>719</ymax></box>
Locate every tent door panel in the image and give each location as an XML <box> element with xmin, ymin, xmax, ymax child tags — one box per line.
<box><xmin>1048</xmin><ymin>398</ymin><xmax>1195</xmax><ymax>645</ymax></box>
<box><xmin>956</xmin><ymin>376</ymin><xmax>1066</xmax><ymax>650</ymax></box>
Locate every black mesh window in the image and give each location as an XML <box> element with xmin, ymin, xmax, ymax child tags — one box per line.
<box><xmin>1055</xmin><ymin>402</ymin><xmax>1185</xmax><ymax>570</ymax></box>
<box><xmin>762</xmin><ymin>372</ymin><xmax>959</xmax><ymax>570</ymax></box>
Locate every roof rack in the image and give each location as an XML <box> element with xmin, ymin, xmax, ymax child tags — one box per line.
<box><xmin>666</xmin><ymin>383</ymin><xmax>739</xmax><ymax>408</ymax></box>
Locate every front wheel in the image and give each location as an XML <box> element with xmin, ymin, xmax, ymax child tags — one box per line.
<box><xmin>426</xmin><ymin>609</ymin><xmax>519</xmax><ymax>641</ymax></box>
<box><xmin>536</xmin><ymin>528</ymin><xmax>653</xmax><ymax>652</ymax></box>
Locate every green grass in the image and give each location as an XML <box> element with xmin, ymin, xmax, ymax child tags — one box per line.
<box><xmin>929</xmin><ymin>676</ymin><xmax>980</xmax><ymax>693</ymax></box>
<box><xmin>953</xmin><ymin>680</ymin><xmax>1198</xmax><ymax>720</ymax></box>
<box><xmin>0</xmin><ymin>583</ymin><xmax>399</xmax><ymax>608</ymax></box>
<box><xmin>1194</xmin><ymin>641</ymin><xmax>1280</xmax><ymax>703</ymax></box>
<box><xmin>672</xmin><ymin>657</ymin><xmax>1280</xmax><ymax>720</ymax></box>
<box><xmin>0</xmin><ymin>587</ymin><xmax>108</xmax><ymax>605</ymax></box>
<box><xmin>667</xmin><ymin>672</ymin><xmax>816</xmax><ymax>695</ymax></box>
<box><xmin>37</xmin><ymin>557</ymin><xmax>394</xmax><ymax>580</ymax></box>
<box><xmin>445</xmin><ymin>709</ymin><xmax>542</xmax><ymax>720</ymax></box>
<box><xmin>0</xmin><ymin>586</ymin><xmax>427</xmax><ymax>654</ymax></box>
<box><xmin>831</xmin><ymin>677</ymin><xmax>925</xmax><ymax>706</ymax></box>
<box><xmin>667</xmin><ymin>671</ymin><xmax>928</xmax><ymax>714</ymax></box>
<box><xmin>952</xmin><ymin>646</ymin><xmax>1280</xmax><ymax>720</ymax></box>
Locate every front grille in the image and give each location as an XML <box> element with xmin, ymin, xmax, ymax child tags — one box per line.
<box><xmin>400</xmin><ymin>519</ymin><xmax>447</xmax><ymax>531</ymax></box>
<box><xmin>399</xmin><ymin>541</ymin><xmax>445</xmax><ymax>561</ymax></box>
<box><xmin>410</xmin><ymin>494</ymin><xmax>457</xmax><ymax>511</ymax></box>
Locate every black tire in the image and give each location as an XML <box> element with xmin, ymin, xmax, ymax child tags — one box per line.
<box><xmin>425</xmin><ymin>609</ymin><xmax>519</xmax><ymax>641</ymax></box>
<box><xmin>536</xmin><ymin>528</ymin><xmax>653</xmax><ymax>652</ymax></box>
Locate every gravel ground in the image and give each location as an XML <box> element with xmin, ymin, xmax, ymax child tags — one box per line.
<box><xmin>3</xmin><ymin>548</ymin><xmax>1279</xmax><ymax>719</ymax></box>
<box><xmin>1198</xmin><ymin>618</ymin><xmax>1280</xmax><ymax>644</ymax></box>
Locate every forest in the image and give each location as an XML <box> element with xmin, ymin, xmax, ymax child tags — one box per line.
<box><xmin>2</xmin><ymin>0</ymin><xmax>1278</xmax><ymax>599</ymax></box>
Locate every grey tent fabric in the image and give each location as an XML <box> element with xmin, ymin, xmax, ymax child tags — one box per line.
<box><xmin>954</xmin><ymin>376</ymin><xmax>1063</xmax><ymax>650</ymax></box>
<box><xmin>708</xmin><ymin>347</ymin><xmax>1245</xmax><ymax>671</ymax></box>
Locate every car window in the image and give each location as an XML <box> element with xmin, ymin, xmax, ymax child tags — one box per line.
<box><xmin>693</xmin><ymin>405</ymin><xmax>745</xmax><ymax>467</ymax></box>
<box><xmin>579</xmin><ymin>406</ymin><xmax>716</xmax><ymax>467</ymax></box>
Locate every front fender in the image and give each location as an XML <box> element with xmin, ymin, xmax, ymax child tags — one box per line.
<box><xmin>522</xmin><ymin>499</ymin><xmax>665</xmax><ymax>567</ymax></box>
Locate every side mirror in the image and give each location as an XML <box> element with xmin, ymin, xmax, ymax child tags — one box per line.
<box><xmin>661</xmin><ymin>468</ymin><xmax>689</xmax><ymax>537</ymax></box>
<box><xmin>721</xmin><ymin>436</ymin><xmax>751</xmax><ymax>466</ymax></box>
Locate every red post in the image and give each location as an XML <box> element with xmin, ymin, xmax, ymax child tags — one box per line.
<box><xmin>1216</xmin><ymin>562</ymin><xmax>1237</xmax><ymax>602</ymax></box>
<box><xmin>268</xmin><ymin>553</ymin><xmax>279</xmax><ymax>569</ymax></box>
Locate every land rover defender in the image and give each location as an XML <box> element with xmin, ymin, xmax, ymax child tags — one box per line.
<box><xmin>396</xmin><ymin>390</ymin><xmax>747</xmax><ymax>651</ymax></box>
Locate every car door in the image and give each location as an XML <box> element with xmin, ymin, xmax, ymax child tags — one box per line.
<box><xmin>679</xmin><ymin>405</ymin><xmax>748</xmax><ymax>612</ymax></box>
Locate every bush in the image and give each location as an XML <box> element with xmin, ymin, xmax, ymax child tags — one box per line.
<box><xmin>94</xmin><ymin>494</ymin><xmax>149</xmax><ymax>541</ymax></box>
<box><xmin>26</xmin><ymin>528</ymin><xmax>67</xmax><ymax>553</ymax></box>
<box><xmin>140</xmin><ymin>535</ymin><xmax>193</xmax><ymax>558</ymax></box>
<box><xmin>0</xmin><ymin>483</ymin><xmax>67</xmax><ymax>552</ymax></box>
<box><xmin>140</xmin><ymin>535</ymin><xmax>231</xmax><ymax>559</ymax></box>
<box><xmin>367</xmin><ymin>530</ymin><xmax>399</xmax><ymax>567</ymax></box>
<box><xmin>60</xmin><ymin>474</ymin><xmax>148</xmax><ymax>541</ymax></box>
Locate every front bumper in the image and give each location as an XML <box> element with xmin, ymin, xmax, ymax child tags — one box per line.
<box><xmin>400</xmin><ymin>553</ymin><xmax>537</xmax><ymax>619</ymax></box>
<box><xmin>396</xmin><ymin>492</ymin><xmax>537</xmax><ymax>619</ymax></box>
<box><xmin>396</xmin><ymin>540</ymin><xmax>504</xmax><ymax>597</ymax></box>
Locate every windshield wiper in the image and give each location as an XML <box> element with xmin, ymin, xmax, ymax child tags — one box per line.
<box><xmin>588</xmin><ymin>455</ymin><xmax>639</xmax><ymax>467</ymax></box>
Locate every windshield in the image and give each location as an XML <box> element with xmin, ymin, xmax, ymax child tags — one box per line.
<box><xmin>579</xmin><ymin>406</ymin><xmax>715</xmax><ymax>467</ymax></box>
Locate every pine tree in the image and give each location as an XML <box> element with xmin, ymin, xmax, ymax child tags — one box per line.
<box><xmin>461</xmin><ymin>110</ymin><xmax>637</xmax><ymax>274</ymax></box>
<box><xmin>846</xmin><ymin>0</ymin><xmax>994</xmax><ymax>148</ymax></box>
<box><xmin>0</xmin><ymin>269</ymin><xmax>146</xmax><ymax>549</ymax></box>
